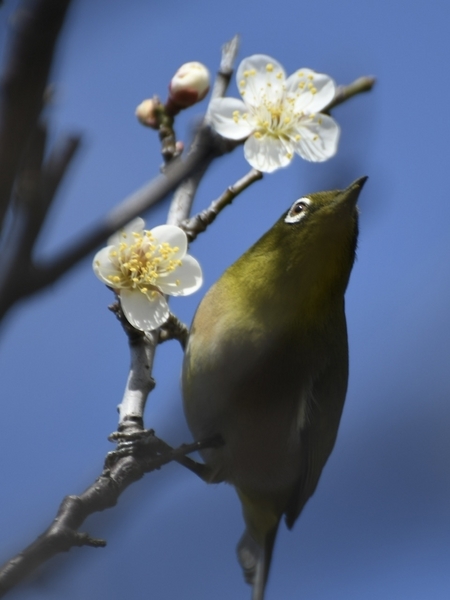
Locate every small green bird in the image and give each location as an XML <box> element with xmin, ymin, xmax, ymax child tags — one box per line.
<box><xmin>182</xmin><ymin>177</ymin><xmax>367</xmax><ymax>600</ymax></box>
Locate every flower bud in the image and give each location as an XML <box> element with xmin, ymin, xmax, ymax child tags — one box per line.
<box><xmin>135</xmin><ymin>98</ymin><xmax>159</xmax><ymax>128</ymax></box>
<box><xmin>167</xmin><ymin>62</ymin><xmax>210</xmax><ymax>114</ymax></box>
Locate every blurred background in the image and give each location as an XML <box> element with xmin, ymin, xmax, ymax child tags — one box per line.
<box><xmin>1</xmin><ymin>0</ymin><xmax>450</xmax><ymax>598</ymax></box>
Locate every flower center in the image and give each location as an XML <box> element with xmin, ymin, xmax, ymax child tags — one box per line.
<box><xmin>107</xmin><ymin>231</ymin><xmax>181</xmax><ymax>295</ymax></box>
<box><xmin>254</xmin><ymin>98</ymin><xmax>297</xmax><ymax>139</ymax></box>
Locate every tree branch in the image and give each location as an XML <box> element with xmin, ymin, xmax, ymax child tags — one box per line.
<box><xmin>166</xmin><ymin>34</ymin><xmax>240</xmax><ymax>226</ymax></box>
<box><xmin>0</xmin><ymin>0</ymin><xmax>73</xmax><ymax>232</ymax></box>
<box><xmin>181</xmin><ymin>168</ymin><xmax>263</xmax><ymax>242</ymax></box>
<box><xmin>327</xmin><ymin>75</ymin><xmax>376</xmax><ymax>111</ymax></box>
<box><xmin>0</xmin><ymin>125</ymin><xmax>219</xmax><ymax>322</ymax></box>
<box><xmin>210</xmin><ymin>34</ymin><xmax>240</xmax><ymax>101</ymax></box>
<box><xmin>0</xmin><ymin>434</ymin><xmax>221</xmax><ymax>598</ymax></box>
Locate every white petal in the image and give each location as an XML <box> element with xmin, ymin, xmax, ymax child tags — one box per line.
<box><xmin>120</xmin><ymin>289</ymin><xmax>169</xmax><ymax>331</ymax></box>
<box><xmin>208</xmin><ymin>97</ymin><xmax>254</xmax><ymax>140</ymax></box>
<box><xmin>93</xmin><ymin>246</ymin><xmax>121</xmax><ymax>286</ymax></box>
<box><xmin>236</xmin><ymin>55</ymin><xmax>286</xmax><ymax>108</ymax></box>
<box><xmin>107</xmin><ymin>217</ymin><xmax>145</xmax><ymax>246</ymax></box>
<box><xmin>291</xmin><ymin>114</ymin><xmax>340</xmax><ymax>162</ymax></box>
<box><xmin>150</xmin><ymin>224</ymin><xmax>187</xmax><ymax>259</ymax></box>
<box><xmin>157</xmin><ymin>254</ymin><xmax>203</xmax><ymax>296</ymax></box>
<box><xmin>285</xmin><ymin>69</ymin><xmax>336</xmax><ymax>114</ymax></box>
<box><xmin>244</xmin><ymin>134</ymin><xmax>293</xmax><ymax>173</ymax></box>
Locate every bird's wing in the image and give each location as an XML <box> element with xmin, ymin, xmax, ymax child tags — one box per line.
<box><xmin>285</xmin><ymin>348</ymin><xmax>348</xmax><ymax>529</ymax></box>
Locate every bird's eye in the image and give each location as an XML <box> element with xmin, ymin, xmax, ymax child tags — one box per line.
<box><xmin>285</xmin><ymin>197</ymin><xmax>311</xmax><ymax>223</ymax></box>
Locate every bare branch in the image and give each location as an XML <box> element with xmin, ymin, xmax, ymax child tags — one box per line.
<box><xmin>0</xmin><ymin>37</ymin><xmax>231</xmax><ymax>595</ymax></box>
<box><xmin>0</xmin><ymin>0</ymin><xmax>73</xmax><ymax>232</ymax></box>
<box><xmin>181</xmin><ymin>168</ymin><xmax>263</xmax><ymax>242</ymax></box>
<box><xmin>327</xmin><ymin>76</ymin><xmax>376</xmax><ymax>111</ymax></box>
<box><xmin>211</xmin><ymin>34</ymin><xmax>240</xmax><ymax>100</ymax></box>
<box><xmin>41</xmin><ymin>133</ymin><xmax>81</xmax><ymax>213</ymax></box>
<box><xmin>0</xmin><ymin>434</ymin><xmax>221</xmax><ymax>598</ymax></box>
<box><xmin>107</xmin><ymin>301</ymin><xmax>157</xmax><ymax>433</ymax></box>
<box><xmin>0</xmin><ymin>126</ymin><xmax>219</xmax><ymax>322</ymax></box>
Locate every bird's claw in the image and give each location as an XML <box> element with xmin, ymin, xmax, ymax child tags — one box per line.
<box><xmin>104</xmin><ymin>428</ymin><xmax>158</xmax><ymax>469</ymax></box>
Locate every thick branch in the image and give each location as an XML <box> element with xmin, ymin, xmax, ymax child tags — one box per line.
<box><xmin>0</xmin><ymin>126</ymin><xmax>218</xmax><ymax>322</ymax></box>
<box><xmin>0</xmin><ymin>0</ymin><xmax>73</xmax><ymax>232</ymax></box>
<box><xmin>108</xmin><ymin>301</ymin><xmax>157</xmax><ymax>433</ymax></box>
<box><xmin>0</xmin><ymin>435</ymin><xmax>219</xmax><ymax>597</ymax></box>
<box><xmin>0</xmin><ymin>27</ymin><xmax>236</xmax><ymax>598</ymax></box>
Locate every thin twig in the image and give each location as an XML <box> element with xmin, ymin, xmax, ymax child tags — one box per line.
<box><xmin>210</xmin><ymin>34</ymin><xmax>240</xmax><ymax>100</ymax></box>
<box><xmin>327</xmin><ymin>76</ymin><xmax>376</xmax><ymax>111</ymax></box>
<box><xmin>166</xmin><ymin>34</ymin><xmax>240</xmax><ymax>226</ymax></box>
<box><xmin>181</xmin><ymin>168</ymin><xmax>263</xmax><ymax>242</ymax></box>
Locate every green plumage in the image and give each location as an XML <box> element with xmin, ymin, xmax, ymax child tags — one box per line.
<box><xmin>182</xmin><ymin>177</ymin><xmax>366</xmax><ymax>600</ymax></box>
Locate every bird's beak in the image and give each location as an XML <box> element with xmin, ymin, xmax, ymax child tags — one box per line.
<box><xmin>340</xmin><ymin>176</ymin><xmax>368</xmax><ymax>209</ymax></box>
<box><xmin>343</xmin><ymin>175</ymin><xmax>368</xmax><ymax>206</ymax></box>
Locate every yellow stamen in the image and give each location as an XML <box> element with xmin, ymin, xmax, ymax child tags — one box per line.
<box><xmin>106</xmin><ymin>230</ymin><xmax>183</xmax><ymax>294</ymax></box>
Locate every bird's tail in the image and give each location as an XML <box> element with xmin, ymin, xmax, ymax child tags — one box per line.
<box><xmin>237</xmin><ymin>526</ymin><xmax>278</xmax><ymax>600</ymax></box>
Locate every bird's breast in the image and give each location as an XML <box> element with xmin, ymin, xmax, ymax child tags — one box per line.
<box><xmin>182</xmin><ymin>318</ymin><xmax>314</xmax><ymax>495</ymax></box>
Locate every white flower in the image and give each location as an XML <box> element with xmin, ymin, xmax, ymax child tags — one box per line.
<box><xmin>208</xmin><ymin>54</ymin><xmax>340</xmax><ymax>173</ymax></box>
<box><xmin>93</xmin><ymin>218</ymin><xmax>202</xmax><ymax>332</ymax></box>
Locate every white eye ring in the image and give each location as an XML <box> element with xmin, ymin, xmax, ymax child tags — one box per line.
<box><xmin>285</xmin><ymin>197</ymin><xmax>312</xmax><ymax>223</ymax></box>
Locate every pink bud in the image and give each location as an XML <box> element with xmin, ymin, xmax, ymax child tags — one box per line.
<box><xmin>167</xmin><ymin>62</ymin><xmax>210</xmax><ymax>114</ymax></box>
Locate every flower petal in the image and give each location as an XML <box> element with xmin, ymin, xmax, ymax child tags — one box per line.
<box><xmin>285</xmin><ymin>68</ymin><xmax>336</xmax><ymax>114</ymax></box>
<box><xmin>208</xmin><ymin>97</ymin><xmax>254</xmax><ymax>140</ymax></box>
<box><xmin>236</xmin><ymin>55</ymin><xmax>286</xmax><ymax>108</ymax></box>
<box><xmin>150</xmin><ymin>224</ymin><xmax>187</xmax><ymax>259</ymax></box>
<box><xmin>292</xmin><ymin>114</ymin><xmax>340</xmax><ymax>162</ymax></box>
<box><xmin>107</xmin><ymin>217</ymin><xmax>145</xmax><ymax>247</ymax></box>
<box><xmin>93</xmin><ymin>246</ymin><xmax>121</xmax><ymax>286</ymax></box>
<box><xmin>158</xmin><ymin>254</ymin><xmax>203</xmax><ymax>296</ymax></box>
<box><xmin>120</xmin><ymin>289</ymin><xmax>169</xmax><ymax>331</ymax></box>
<box><xmin>244</xmin><ymin>134</ymin><xmax>293</xmax><ymax>173</ymax></box>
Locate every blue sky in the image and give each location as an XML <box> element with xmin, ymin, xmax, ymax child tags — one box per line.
<box><xmin>1</xmin><ymin>0</ymin><xmax>450</xmax><ymax>598</ymax></box>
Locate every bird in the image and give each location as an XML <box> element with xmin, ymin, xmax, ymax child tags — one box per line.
<box><xmin>182</xmin><ymin>176</ymin><xmax>367</xmax><ymax>600</ymax></box>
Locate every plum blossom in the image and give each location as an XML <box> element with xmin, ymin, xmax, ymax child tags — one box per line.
<box><xmin>208</xmin><ymin>54</ymin><xmax>340</xmax><ymax>172</ymax></box>
<box><xmin>93</xmin><ymin>218</ymin><xmax>202</xmax><ymax>331</ymax></box>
